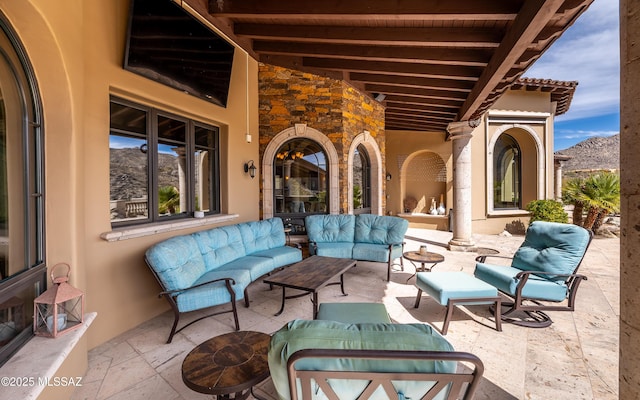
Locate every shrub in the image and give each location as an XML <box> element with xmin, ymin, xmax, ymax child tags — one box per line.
<box><xmin>525</xmin><ymin>200</ymin><xmax>568</xmax><ymax>225</ymax></box>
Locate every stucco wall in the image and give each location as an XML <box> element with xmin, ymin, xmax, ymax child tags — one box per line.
<box><xmin>386</xmin><ymin>88</ymin><xmax>556</xmax><ymax>235</ymax></box>
<box><xmin>385</xmin><ymin>130</ymin><xmax>452</xmax><ymax>218</ymax></box>
<box><xmin>2</xmin><ymin>0</ymin><xmax>261</xmax><ymax>356</ymax></box>
<box><xmin>470</xmin><ymin>90</ymin><xmax>555</xmax><ymax>234</ymax></box>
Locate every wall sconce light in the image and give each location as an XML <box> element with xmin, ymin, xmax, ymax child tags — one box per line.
<box><xmin>244</xmin><ymin>160</ymin><xmax>257</xmax><ymax>179</ymax></box>
<box><xmin>386</xmin><ymin>173</ymin><xmax>392</xmax><ymax>181</ymax></box>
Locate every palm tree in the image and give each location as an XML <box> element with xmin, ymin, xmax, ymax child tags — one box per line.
<box><xmin>353</xmin><ymin>185</ymin><xmax>362</xmax><ymax>209</ymax></box>
<box><xmin>562</xmin><ymin>177</ymin><xmax>586</xmax><ymax>226</ymax></box>
<box><xmin>158</xmin><ymin>186</ymin><xmax>180</xmax><ymax>215</ymax></box>
<box><xmin>579</xmin><ymin>173</ymin><xmax>620</xmax><ymax>231</ymax></box>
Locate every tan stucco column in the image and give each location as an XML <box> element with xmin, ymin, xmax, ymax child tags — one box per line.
<box><xmin>447</xmin><ymin>121</ymin><xmax>476</xmax><ymax>251</ymax></box>
<box><xmin>553</xmin><ymin>154</ymin><xmax>571</xmax><ymax>201</ymax></box>
<box><xmin>620</xmin><ymin>1</ymin><xmax>640</xmax><ymax>397</ymax></box>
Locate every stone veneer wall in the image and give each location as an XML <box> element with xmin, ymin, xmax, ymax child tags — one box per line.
<box><xmin>258</xmin><ymin>64</ymin><xmax>386</xmax><ymax>214</ymax></box>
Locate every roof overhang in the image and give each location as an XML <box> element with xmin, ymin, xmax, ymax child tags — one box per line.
<box><xmin>179</xmin><ymin>0</ymin><xmax>593</xmax><ymax>131</ymax></box>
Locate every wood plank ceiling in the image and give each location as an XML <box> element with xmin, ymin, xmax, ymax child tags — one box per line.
<box><xmin>183</xmin><ymin>0</ymin><xmax>593</xmax><ymax>132</ymax></box>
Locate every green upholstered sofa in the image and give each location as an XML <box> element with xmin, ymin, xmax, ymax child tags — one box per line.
<box><xmin>268</xmin><ymin>303</ymin><xmax>484</xmax><ymax>400</ymax></box>
<box><xmin>305</xmin><ymin>214</ymin><xmax>409</xmax><ymax>281</ymax></box>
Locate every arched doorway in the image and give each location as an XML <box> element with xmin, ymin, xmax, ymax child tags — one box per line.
<box><xmin>352</xmin><ymin>144</ymin><xmax>371</xmax><ymax>214</ymax></box>
<box><xmin>273</xmin><ymin>138</ymin><xmax>328</xmax><ymax>219</ymax></box>
<box><xmin>262</xmin><ymin>125</ymin><xmax>340</xmax><ymax>221</ymax></box>
<box><xmin>487</xmin><ymin>125</ymin><xmax>545</xmax><ymax>214</ymax></box>
<box><xmin>493</xmin><ymin>133</ymin><xmax>521</xmax><ymax>209</ymax></box>
<box><xmin>400</xmin><ymin>151</ymin><xmax>447</xmax><ymax>214</ymax></box>
<box><xmin>0</xmin><ymin>13</ymin><xmax>46</xmax><ymax>365</ymax></box>
<box><xmin>347</xmin><ymin>132</ymin><xmax>383</xmax><ymax>215</ymax></box>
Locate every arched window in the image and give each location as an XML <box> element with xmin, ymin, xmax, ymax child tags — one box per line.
<box><xmin>0</xmin><ymin>14</ymin><xmax>46</xmax><ymax>365</ymax></box>
<box><xmin>274</xmin><ymin>138</ymin><xmax>328</xmax><ymax>232</ymax></box>
<box><xmin>493</xmin><ymin>134</ymin><xmax>521</xmax><ymax>209</ymax></box>
<box><xmin>353</xmin><ymin>144</ymin><xmax>371</xmax><ymax>214</ymax></box>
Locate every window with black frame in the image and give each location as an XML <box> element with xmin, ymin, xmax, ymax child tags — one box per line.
<box><xmin>353</xmin><ymin>144</ymin><xmax>371</xmax><ymax>214</ymax></box>
<box><xmin>109</xmin><ymin>98</ymin><xmax>220</xmax><ymax>226</ymax></box>
<box><xmin>0</xmin><ymin>16</ymin><xmax>47</xmax><ymax>367</ymax></box>
<box><xmin>273</xmin><ymin>138</ymin><xmax>328</xmax><ymax>234</ymax></box>
<box><xmin>493</xmin><ymin>133</ymin><xmax>521</xmax><ymax>210</ymax></box>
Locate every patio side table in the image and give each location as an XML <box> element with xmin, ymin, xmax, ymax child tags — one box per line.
<box><xmin>182</xmin><ymin>331</ymin><xmax>270</xmax><ymax>400</ymax></box>
<box><xmin>403</xmin><ymin>251</ymin><xmax>445</xmax><ymax>282</ymax></box>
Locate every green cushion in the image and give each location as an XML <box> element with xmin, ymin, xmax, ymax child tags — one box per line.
<box><xmin>268</xmin><ymin>319</ymin><xmax>455</xmax><ymax>400</ymax></box>
<box><xmin>316</xmin><ymin>303</ymin><xmax>391</xmax><ymax>324</ymax></box>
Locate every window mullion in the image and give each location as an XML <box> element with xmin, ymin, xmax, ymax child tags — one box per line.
<box><xmin>186</xmin><ymin>121</ymin><xmax>195</xmax><ymax>214</ymax></box>
<box><xmin>149</xmin><ymin>109</ymin><xmax>159</xmax><ymax>222</ymax></box>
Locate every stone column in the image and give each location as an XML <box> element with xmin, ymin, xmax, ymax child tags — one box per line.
<box><xmin>553</xmin><ymin>154</ymin><xmax>571</xmax><ymax>201</ymax></box>
<box><xmin>620</xmin><ymin>1</ymin><xmax>640</xmax><ymax>397</ymax></box>
<box><xmin>447</xmin><ymin>121</ymin><xmax>476</xmax><ymax>251</ymax></box>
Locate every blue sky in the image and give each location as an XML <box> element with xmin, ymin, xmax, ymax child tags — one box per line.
<box><xmin>525</xmin><ymin>0</ymin><xmax>619</xmax><ymax>151</ymax></box>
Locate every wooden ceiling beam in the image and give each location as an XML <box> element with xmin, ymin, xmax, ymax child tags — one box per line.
<box><xmin>386</xmin><ymin>111</ymin><xmax>453</xmax><ymax>122</ymax></box>
<box><xmin>350</xmin><ymin>73</ymin><xmax>476</xmax><ymax>91</ymax></box>
<box><xmin>458</xmin><ymin>0</ymin><xmax>566</xmax><ymax>120</ymax></box>
<box><xmin>365</xmin><ymin>85</ymin><xmax>468</xmax><ymax>106</ymax></box>
<box><xmin>385</xmin><ymin>119</ymin><xmax>447</xmax><ymax>131</ymax></box>
<box><xmin>303</xmin><ymin>58</ymin><xmax>481</xmax><ymax>80</ymax></box>
<box><xmin>257</xmin><ymin>54</ymin><xmax>346</xmax><ymax>80</ymax></box>
<box><xmin>252</xmin><ymin>41</ymin><xmax>491</xmax><ymax>67</ymax></box>
<box><xmin>208</xmin><ymin>0</ymin><xmax>522</xmax><ymax>20</ymax></box>
<box><xmin>234</xmin><ymin>24</ymin><xmax>503</xmax><ymax>48</ymax></box>
<box><xmin>364</xmin><ymin>83</ymin><xmax>468</xmax><ymax>101</ymax></box>
<box><xmin>384</xmin><ymin>116</ymin><xmax>454</xmax><ymax>128</ymax></box>
<box><xmin>384</xmin><ymin>103</ymin><xmax>458</xmax><ymax>116</ymax></box>
<box><xmin>383</xmin><ymin>95</ymin><xmax>463</xmax><ymax>109</ymax></box>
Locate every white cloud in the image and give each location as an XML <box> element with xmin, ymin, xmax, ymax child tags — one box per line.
<box><xmin>555</xmin><ymin>129</ymin><xmax>619</xmax><ymax>140</ymax></box>
<box><xmin>525</xmin><ymin>0</ymin><xmax>619</xmax><ymax>121</ymax></box>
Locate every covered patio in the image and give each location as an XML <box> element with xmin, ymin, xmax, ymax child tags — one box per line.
<box><xmin>2</xmin><ymin>1</ymin><xmax>637</xmax><ymax>399</ymax></box>
<box><xmin>71</xmin><ymin>228</ymin><xmax>619</xmax><ymax>399</ymax></box>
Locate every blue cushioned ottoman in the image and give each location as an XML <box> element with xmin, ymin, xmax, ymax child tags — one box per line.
<box><xmin>414</xmin><ymin>271</ymin><xmax>502</xmax><ymax>334</ymax></box>
<box><xmin>317</xmin><ymin>302</ymin><xmax>392</xmax><ymax>324</ymax></box>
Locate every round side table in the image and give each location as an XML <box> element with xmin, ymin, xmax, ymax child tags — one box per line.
<box><xmin>403</xmin><ymin>251</ymin><xmax>445</xmax><ymax>282</ymax></box>
<box><xmin>182</xmin><ymin>331</ymin><xmax>271</xmax><ymax>400</ymax></box>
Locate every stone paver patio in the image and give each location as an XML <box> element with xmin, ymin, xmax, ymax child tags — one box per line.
<box><xmin>71</xmin><ymin>228</ymin><xmax>619</xmax><ymax>400</ymax></box>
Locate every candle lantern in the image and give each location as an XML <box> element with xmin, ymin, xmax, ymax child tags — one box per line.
<box><xmin>33</xmin><ymin>263</ymin><xmax>84</xmax><ymax>338</ymax></box>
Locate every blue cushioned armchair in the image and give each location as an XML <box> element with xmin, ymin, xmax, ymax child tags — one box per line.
<box><xmin>474</xmin><ymin>221</ymin><xmax>593</xmax><ymax>327</ymax></box>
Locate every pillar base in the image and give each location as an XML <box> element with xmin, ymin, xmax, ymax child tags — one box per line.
<box><xmin>447</xmin><ymin>239</ymin><xmax>477</xmax><ymax>252</ymax></box>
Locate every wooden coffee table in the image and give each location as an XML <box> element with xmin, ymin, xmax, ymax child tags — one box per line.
<box><xmin>263</xmin><ymin>255</ymin><xmax>356</xmax><ymax>318</ymax></box>
<box><xmin>182</xmin><ymin>331</ymin><xmax>270</xmax><ymax>400</ymax></box>
<box><xmin>403</xmin><ymin>251</ymin><xmax>445</xmax><ymax>282</ymax></box>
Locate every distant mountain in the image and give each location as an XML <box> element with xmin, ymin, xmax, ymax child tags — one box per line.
<box><xmin>555</xmin><ymin>134</ymin><xmax>619</xmax><ymax>171</ymax></box>
<box><xmin>110</xmin><ymin>148</ymin><xmax>179</xmax><ymax>200</ymax></box>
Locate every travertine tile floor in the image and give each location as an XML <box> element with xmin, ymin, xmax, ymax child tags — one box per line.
<box><xmin>71</xmin><ymin>228</ymin><xmax>619</xmax><ymax>399</ymax></box>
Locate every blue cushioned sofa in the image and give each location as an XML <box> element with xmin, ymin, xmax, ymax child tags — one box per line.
<box><xmin>268</xmin><ymin>318</ymin><xmax>484</xmax><ymax>400</ymax></box>
<box><xmin>145</xmin><ymin>217</ymin><xmax>302</xmax><ymax>343</ymax></box>
<box><xmin>305</xmin><ymin>214</ymin><xmax>409</xmax><ymax>281</ymax></box>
